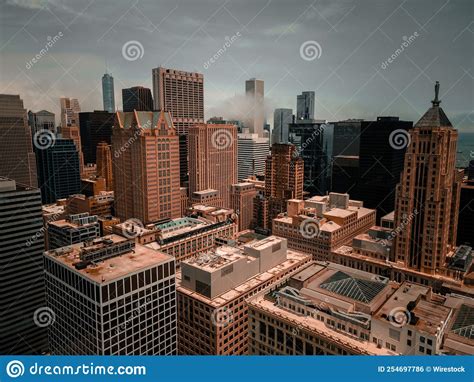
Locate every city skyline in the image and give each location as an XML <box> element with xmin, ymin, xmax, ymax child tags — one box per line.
<box><xmin>0</xmin><ymin>0</ymin><xmax>472</xmax><ymax>131</ymax></box>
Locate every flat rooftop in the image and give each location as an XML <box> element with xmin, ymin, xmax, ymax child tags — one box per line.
<box><xmin>177</xmin><ymin>249</ymin><xmax>310</xmax><ymax>307</ymax></box>
<box><xmin>45</xmin><ymin>234</ymin><xmax>171</xmax><ymax>284</ymax></box>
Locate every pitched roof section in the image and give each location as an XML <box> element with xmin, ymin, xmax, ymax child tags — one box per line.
<box><xmin>414</xmin><ymin>106</ymin><xmax>453</xmax><ymax>129</ymax></box>
<box><xmin>451</xmin><ymin>304</ymin><xmax>474</xmax><ymax>340</ymax></box>
<box><xmin>115</xmin><ymin>110</ymin><xmax>176</xmax><ymax>134</ymax></box>
<box><xmin>319</xmin><ymin>271</ymin><xmax>387</xmax><ymax>303</ymax></box>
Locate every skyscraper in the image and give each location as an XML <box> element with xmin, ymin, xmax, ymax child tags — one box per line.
<box><xmin>237</xmin><ymin>131</ymin><xmax>269</xmax><ymax>181</ymax></box>
<box><xmin>112</xmin><ymin>110</ymin><xmax>181</xmax><ymax>224</ymax></box>
<box><xmin>28</xmin><ymin>110</ymin><xmax>56</xmax><ymax>134</ymax></box>
<box><xmin>261</xmin><ymin>144</ymin><xmax>304</xmax><ymax>231</ymax></box>
<box><xmin>60</xmin><ymin>97</ymin><xmax>81</xmax><ymax>128</ymax></box>
<box><xmin>272</xmin><ymin>108</ymin><xmax>293</xmax><ymax>144</ymax></box>
<box><xmin>102</xmin><ymin>73</ymin><xmax>115</xmax><ymax>113</ymax></box>
<box><xmin>332</xmin><ymin>119</ymin><xmax>362</xmax><ymax>157</ymax></box>
<box><xmin>393</xmin><ymin>83</ymin><xmax>460</xmax><ymax>275</ymax></box>
<box><xmin>78</xmin><ymin>110</ymin><xmax>114</xmax><ymax>164</ymax></box>
<box><xmin>0</xmin><ymin>177</ymin><xmax>48</xmax><ymax>354</ymax></box>
<box><xmin>96</xmin><ymin>142</ymin><xmax>113</xmax><ymax>191</ymax></box>
<box><xmin>152</xmin><ymin>67</ymin><xmax>204</xmax><ymax>185</ymax></box>
<box><xmin>44</xmin><ymin>235</ymin><xmax>177</xmax><ymax>355</ymax></box>
<box><xmin>296</xmin><ymin>91</ymin><xmax>315</xmax><ymax>120</ymax></box>
<box><xmin>122</xmin><ymin>86</ymin><xmax>153</xmax><ymax>112</ymax></box>
<box><xmin>245</xmin><ymin>78</ymin><xmax>265</xmax><ymax>137</ymax></box>
<box><xmin>188</xmin><ymin>123</ymin><xmax>237</xmax><ymax>208</ymax></box>
<box><xmin>289</xmin><ymin>120</ymin><xmax>334</xmax><ymax>196</ymax></box>
<box><xmin>357</xmin><ymin>117</ymin><xmax>412</xmax><ymax>221</ymax></box>
<box><xmin>230</xmin><ymin>182</ymin><xmax>257</xmax><ymax>231</ymax></box>
<box><xmin>36</xmin><ymin>138</ymin><xmax>81</xmax><ymax>204</ymax></box>
<box><xmin>0</xmin><ymin>95</ymin><xmax>38</xmax><ymax>188</ymax></box>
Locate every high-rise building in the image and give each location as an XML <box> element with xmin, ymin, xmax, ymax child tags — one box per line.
<box><xmin>207</xmin><ymin>116</ymin><xmax>243</xmax><ymax>132</ymax></box>
<box><xmin>122</xmin><ymin>86</ymin><xmax>153</xmax><ymax>112</ymax></box>
<box><xmin>261</xmin><ymin>144</ymin><xmax>304</xmax><ymax>231</ymax></box>
<box><xmin>237</xmin><ymin>131</ymin><xmax>269</xmax><ymax>181</ymax></box>
<box><xmin>289</xmin><ymin>120</ymin><xmax>333</xmax><ymax>195</ymax></box>
<box><xmin>332</xmin><ymin>119</ymin><xmax>362</xmax><ymax>157</ymax></box>
<box><xmin>393</xmin><ymin>83</ymin><xmax>460</xmax><ymax>275</ymax></box>
<box><xmin>0</xmin><ymin>95</ymin><xmax>38</xmax><ymax>188</ymax></box>
<box><xmin>44</xmin><ymin>235</ymin><xmax>177</xmax><ymax>355</ymax></box>
<box><xmin>188</xmin><ymin>123</ymin><xmax>237</xmax><ymax>208</ymax></box>
<box><xmin>28</xmin><ymin>110</ymin><xmax>56</xmax><ymax>134</ymax></box>
<box><xmin>331</xmin><ymin>155</ymin><xmax>359</xmax><ymax>195</ymax></box>
<box><xmin>152</xmin><ymin>67</ymin><xmax>204</xmax><ymax>185</ymax></box>
<box><xmin>457</xmin><ymin>168</ymin><xmax>474</xmax><ymax>247</ymax></box>
<box><xmin>245</xmin><ymin>78</ymin><xmax>265</xmax><ymax>137</ymax></box>
<box><xmin>60</xmin><ymin>97</ymin><xmax>81</xmax><ymax>128</ymax></box>
<box><xmin>65</xmin><ymin>192</ymin><xmax>114</xmax><ymax>218</ymax></box>
<box><xmin>177</xmin><ymin>236</ymin><xmax>311</xmax><ymax>354</ymax></box>
<box><xmin>112</xmin><ymin>111</ymin><xmax>181</xmax><ymax>224</ymax></box>
<box><xmin>36</xmin><ymin>138</ymin><xmax>81</xmax><ymax>204</ymax></box>
<box><xmin>101</xmin><ymin>73</ymin><xmax>115</xmax><ymax>113</ymax></box>
<box><xmin>78</xmin><ymin>111</ymin><xmax>114</xmax><ymax>164</ymax></box>
<box><xmin>0</xmin><ymin>178</ymin><xmax>48</xmax><ymax>354</ymax></box>
<box><xmin>47</xmin><ymin>212</ymin><xmax>100</xmax><ymax>250</ymax></box>
<box><xmin>96</xmin><ymin>142</ymin><xmax>113</xmax><ymax>191</ymax></box>
<box><xmin>356</xmin><ymin>116</ymin><xmax>412</xmax><ymax>221</ymax></box>
<box><xmin>273</xmin><ymin>193</ymin><xmax>376</xmax><ymax>261</ymax></box>
<box><xmin>272</xmin><ymin>108</ymin><xmax>293</xmax><ymax>144</ymax></box>
<box><xmin>296</xmin><ymin>91</ymin><xmax>315</xmax><ymax>120</ymax></box>
<box><xmin>231</xmin><ymin>182</ymin><xmax>257</xmax><ymax>231</ymax></box>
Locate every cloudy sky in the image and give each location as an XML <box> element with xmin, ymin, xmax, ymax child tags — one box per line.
<box><xmin>0</xmin><ymin>0</ymin><xmax>472</xmax><ymax>130</ymax></box>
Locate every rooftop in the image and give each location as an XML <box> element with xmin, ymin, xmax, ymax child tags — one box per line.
<box><xmin>45</xmin><ymin>234</ymin><xmax>171</xmax><ymax>284</ymax></box>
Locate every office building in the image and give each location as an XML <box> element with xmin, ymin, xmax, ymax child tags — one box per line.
<box><xmin>102</xmin><ymin>73</ymin><xmax>115</xmax><ymax>113</ymax></box>
<box><xmin>272</xmin><ymin>108</ymin><xmax>293</xmax><ymax>144</ymax></box>
<box><xmin>393</xmin><ymin>84</ymin><xmax>461</xmax><ymax>275</ymax></box>
<box><xmin>78</xmin><ymin>111</ymin><xmax>114</xmax><ymax>164</ymax></box>
<box><xmin>237</xmin><ymin>131</ymin><xmax>269</xmax><ymax>181</ymax></box>
<box><xmin>332</xmin><ymin>119</ymin><xmax>362</xmax><ymax>157</ymax></box>
<box><xmin>261</xmin><ymin>144</ymin><xmax>304</xmax><ymax>231</ymax></box>
<box><xmin>28</xmin><ymin>110</ymin><xmax>56</xmax><ymax>134</ymax></box>
<box><xmin>60</xmin><ymin>97</ymin><xmax>81</xmax><ymax>128</ymax></box>
<box><xmin>122</xmin><ymin>86</ymin><xmax>153</xmax><ymax>112</ymax></box>
<box><xmin>244</xmin><ymin>78</ymin><xmax>265</xmax><ymax>137</ymax></box>
<box><xmin>80</xmin><ymin>177</ymin><xmax>106</xmax><ymax>197</ymax></box>
<box><xmin>248</xmin><ymin>261</ymin><xmax>473</xmax><ymax>355</ymax></box>
<box><xmin>112</xmin><ymin>111</ymin><xmax>181</xmax><ymax>224</ymax></box>
<box><xmin>0</xmin><ymin>178</ymin><xmax>48</xmax><ymax>354</ymax></box>
<box><xmin>188</xmin><ymin>123</ymin><xmax>237</xmax><ymax>208</ymax></box>
<box><xmin>231</xmin><ymin>182</ymin><xmax>257</xmax><ymax>231</ymax></box>
<box><xmin>152</xmin><ymin>67</ymin><xmax>204</xmax><ymax>184</ymax></box>
<box><xmin>356</xmin><ymin>116</ymin><xmax>412</xmax><ymax>221</ymax></box>
<box><xmin>47</xmin><ymin>212</ymin><xmax>100</xmax><ymax>250</ymax></box>
<box><xmin>36</xmin><ymin>138</ymin><xmax>81</xmax><ymax>204</ymax></box>
<box><xmin>177</xmin><ymin>236</ymin><xmax>311</xmax><ymax>354</ymax></box>
<box><xmin>457</xmin><ymin>174</ymin><xmax>474</xmax><ymax>247</ymax></box>
<box><xmin>96</xmin><ymin>142</ymin><xmax>113</xmax><ymax>191</ymax></box>
<box><xmin>331</xmin><ymin>155</ymin><xmax>359</xmax><ymax>195</ymax></box>
<box><xmin>296</xmin><ymin>91</ymin><xmax>315</xmax><ymax>120</ymax></box>
<box><xmin>65</xmin><ymin>192</ymin><xmax>114</xmax><ymax>217</ymax></box>
<box><xmin>207</xmin><ymin>116</ymin><xmax>243</xmax><ymax>132</ymax></box>
<box><xmin>114</xmin><ymin>205</ymin><xmax>237</xmax><ymax>263</ymax></box>
<box><xmin>44</xmin><ymin>235</ymin><xmax>177</xmax><ymax>355</ymax></box>
<box><xmin>289</xmin><ymin>119</ymin><xmax>334</xmax><ymax>195</ymax></box>
<box><xmin>272</xmin><ymin>193</ymin><xmax>376</xmax><ymax>261</ymax></box>
<box><xmin>0</xmin><ymin>95</ymin><xmax>38</xmax><ymax>188</ymax></box>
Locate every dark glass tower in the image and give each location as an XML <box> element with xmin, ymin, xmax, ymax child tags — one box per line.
<box><xmin>122</xmin><ymin>86</ymin><xmax>153</xmax><ymax>112</ymax></box>
<box><xmin>36</xmin><ymin>138</ymin><xmax>81</xmax><ymax>204</ymax></box>
<box><xmin>78</xmin><ymin>111</ymin><xmax>114</xmax><ymax>164</ymax></box>
<box><xmin>357</xmin><ymin>116</ymin><xmax>412</xmax><ymax>221</ymax></box>
<box><xmin>102</xmin><ymin>73</ymin><xmax>115</xmax><ymax>113</ymax></box>
<box><xmin>0</xmin><ymin>177</ymin><xmax>48</xmax><ymax>354</ymax></box>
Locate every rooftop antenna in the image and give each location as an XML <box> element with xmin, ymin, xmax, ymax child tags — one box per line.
<box><xmin>431</xmin><ymin>81</ymin><xmax>441</xmax><ymax>107</ymax></box>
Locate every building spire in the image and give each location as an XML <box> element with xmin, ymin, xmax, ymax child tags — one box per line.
<box><xmin>432</xmin><ymin>81</ymin><xmax>441</xmax><ymax>107</ymax></box>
